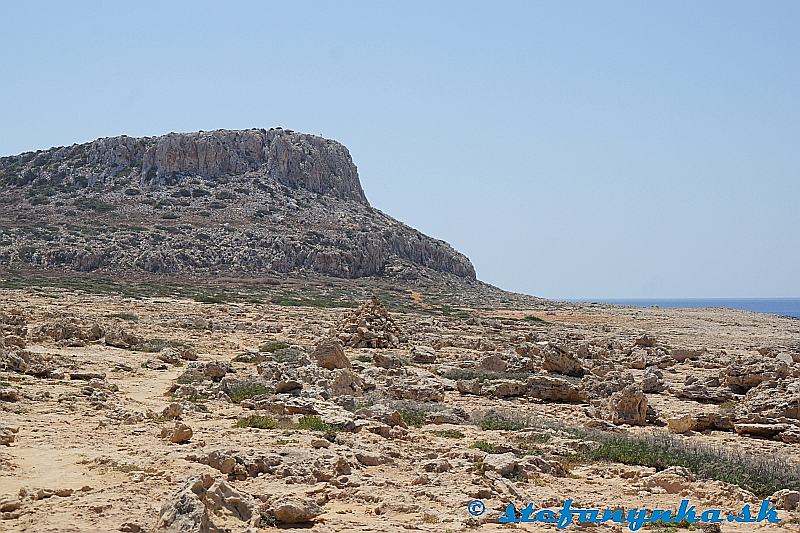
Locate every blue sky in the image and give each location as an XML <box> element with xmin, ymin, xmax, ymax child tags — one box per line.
<box><xmin>1</xmin><ymin>1</ymin><xmax>798</xmax><ymax>298</ymax></box>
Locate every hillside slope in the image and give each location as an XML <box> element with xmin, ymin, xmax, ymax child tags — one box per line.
<box><xmin>0</xmin><ymin>128</ymin><xmax>475</xmax><ymax>280</ymax></box>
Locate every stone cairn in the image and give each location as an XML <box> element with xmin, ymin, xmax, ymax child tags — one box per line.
<box><xmin>336</xmin><ymin>296</ymin><xmax>402</xmax><ymax>348</ymax></box>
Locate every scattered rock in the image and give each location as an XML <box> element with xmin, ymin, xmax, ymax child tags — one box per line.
<box><xmin>156</xmin><ymin>474</ymin><xmax>255</xmax><ymax>531</ymax></box>
<box><xmin>162</xmin><ymin>403</ymin><xmax>183</xmax><ymax>420</ymax></box>
<box><xmin>411</xmin><ymin>345</ymin><xmax>436</xmax><ymax>363</ymax></box>
<box><xmin>271</xmin><ymin>497</ymin><xmax>323</xmax><ymax>524</ymax></box>
<box><xmin>596</xmin><ymin>385</ymin><xmax>648</xmax><ymax>426</ymax></box>
<box><xmin>311</xmin><ymin>338</ymin><xmax>351</xmax><ymax>370</ymax></box>
<box><xmin>161</xmin><ymin>422</ymin><xmax>193</xmax><ymax>444</ymax></box>
<box><xmin>770</xmin><ymin>489</ymin><xmax>800</xmax><ymax>511</ymax></box>
<box><xmin>336</xmin><ymin>296</ymin><xmax>402</xmax><ymax>348</ymax></box>
<box><xmin>482</xmin><ymin>452</ymin><xmax>518</xmax><ymax>477</ymax></box>
<box><xmin>527</xmin><ymin>375</ymin><xmax>586</xmax><ymax>402</ymax></box>
<box><xmin>0</xmin><ymin>426</ymin><xmax>17</xmax><ymax>446</ymax></box>
<box><xmin>541</xmin><ymin>344</ymin><xmax>584</xmax><ymax>377</ymax></box>
<box><xmin>635</xmin><ymin>334</ymin><xmax>657</xmax><ymax>348</ymax></box>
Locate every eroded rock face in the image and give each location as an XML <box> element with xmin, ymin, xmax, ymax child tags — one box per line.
<box><xmin>721</xmin><ymin>358</ymin><xmax>791</xmax><ymax>393</ymax></box>
<box><xmin>541</xmin><ymin>343</ymin><xmax>584</xmax><ymax>377</ymax></box>
<box><xmin>156</xmin><ymin>474</ymin><xmax>256</xmax><ymax>532</ymax></box>
<box><xmin>0</xmin><ymin>129</ymin><xmax>477</xmax><ymax>281</ymax></box>
<box><xmin>741</xmin><ymin>378</ymin><xmax>800</xmax><ymax>419</ymax></box>
<box><xmin>526</xmin><ymin>375</ymin><xmax>586</xmax><ymax>403</ymax></box>
<box><xmin>596</xmin><ymin>385</ymin><xmax>648</xmax><ymax>426</ymax></box>
<box><xmin>139</xmin><ymin>129</ymin><xmax>367</xmax><ymax>204</ymax></box>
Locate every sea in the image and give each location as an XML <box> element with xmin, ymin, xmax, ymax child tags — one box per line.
<box><xmin>575</xmin><ymin>298</ymin><xmax>800</xmax><ymax>319</ymax></box>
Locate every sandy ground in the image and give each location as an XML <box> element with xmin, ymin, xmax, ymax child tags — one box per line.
<box><xmin>1</xmin><ymin>284</ymin><xmax>799</xmax><ymax>532</ymax></box>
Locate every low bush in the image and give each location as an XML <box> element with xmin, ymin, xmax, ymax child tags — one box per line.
<box><xmin>236</xmin><ymin>415</ymin><xmax>278</xmax><ymax>429</ymax></box>
<box><xmin>433</xmin><ymin>429</ymin><xmax>465</xmax><ymax>439</ymax></box>
<box><xmin>259</xmin><ymin>341</ymin><xmax>290</xmax><ymax>353</ymax></box>
<box><xmin>470</xmin><ymin>440</ymin><xmax>498</xmax><ymax>453</ymax></box>
<box><xmin>227</xmin><ymin>382</ymin><xmax>273</xmax><ymax>403</ymax></box>
<box><xmin>398</xmin><ymin>408</ymin><xmax>427</xmax><ymax>427</ymax></box>
<box><xmin>297</xmin><ymin>415</ymin><xmax>341</xmax><ymax>433</ymax></box>
<box><xmin>576</xmin><ymin>430</ymin><xmax>800</xmax><ymax>497</ymax></box>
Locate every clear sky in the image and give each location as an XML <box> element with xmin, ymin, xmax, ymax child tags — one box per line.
<box><xmin>1</xmin><ymin>1</ymin><xmax>798</xmax><ymax>298</ymax></box>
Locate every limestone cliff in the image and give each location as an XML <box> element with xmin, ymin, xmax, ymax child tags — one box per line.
<box><xmin>0</xmin><ymin>128</ymin><xmax>476</xmax><ymax>280</ymax></box>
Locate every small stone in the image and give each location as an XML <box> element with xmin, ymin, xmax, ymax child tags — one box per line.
<box><xmin>161</xmin><ymin>422</ymin><xmax>192</xmax><ymax>444</ymax></box>
<box><xmin>161</xmin><ymin>402</ymin><xmax>183</xmax><ymax>420</ymax></box>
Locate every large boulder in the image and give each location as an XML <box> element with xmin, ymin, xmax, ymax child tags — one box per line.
<box><xmin>595</xmin><ymin>385</ymin><xmax>648</xmax><ymax>426</ymax></box>
<box><xmin>526</xmin><ymin>375</ymin><xmax>585</xmax><ymax>403</ymax></box>
<box><xmin>271</xmin><ymin>497</ymin><xmax>323</xmax><ymax>524</ymax></box>
<box><xmin>541</xmin><ymin>343</ymin><xmax>584</xmax><ymax>377</ymax></box>
<box><xmin>721</xmin><ymin>358</ymin><xmax>791</xmax><ymax>393</ymax></box>
<box><xmin>311</xmin><ymin>338</ymin><xmax>350</xmax><ymax>370</ymax></box>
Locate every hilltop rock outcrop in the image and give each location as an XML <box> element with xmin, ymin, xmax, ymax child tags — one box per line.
<box><xmin>0</xmin><ymin>128</ymin><xmax>476</xmax><ymax>280</ymax></box>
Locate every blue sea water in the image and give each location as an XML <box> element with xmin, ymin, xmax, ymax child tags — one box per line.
<box><xmin>578</xmin><ymin>298</ymin><xmax>800</xmax><ymax>319</ymax></box>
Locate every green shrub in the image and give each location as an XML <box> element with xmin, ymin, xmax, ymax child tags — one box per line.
<box><xmin>523</xmin><ymin>315</ymin><xmax>549</xmax><ymax>324</ymax></box>
<box><xmin>73</xmin><ymin>197</ymin><xmax>115</xmax><ymax>213</ymax></box>
<box><xmin>399</xmin><ymin>408</ymin><xmax>427</xmax><ymax>427</ymax></box>
<box><xmin>478</xmin><ymin>414</ymin><xmax>526</xmax><ymax>431</ymax></box>
<box><xmin>433</xmin><ymin>429</ymin><xmax>465</xmax><ymax>439</ymax></box>
<box><xmin>236</xmin><ymin>415</ymin><xmax>278</xmax><ymax>429</ymax></box>
<box><xmin>232</xmin><ymin>352</ymin><xmax>264</xmax><ymax>364</ymax></box>
<box><xmin>136</xmin><ymin>338</ymin><xmax>191</xmax><ymax>353</ymax></box>
<box><xmin>259</xmin><ymin>341</ymin><xmax>290</xmax><ymax>353</ymax></box>
<box><xmin>471</xmin><ymin>440</ymin><xmax>497</xmax><ymax>453</ymax></box>
<box><xmin>297</xmin><ymin>415</ymin><xmax>340</xmax><ymax>433</ymax></box>
<box><xmin>228</xmin><ymin>382</ymin><xmax>273</xmax><ymax>403</ymax></box>
<box><xmin>578</xmin><ymin>431</ymin><xmax>800</xmax><ymax>497</ymax></box>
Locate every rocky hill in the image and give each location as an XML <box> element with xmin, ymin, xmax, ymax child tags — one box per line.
<box><xmin>0</xmin><ymin>128</ymin><xmax>476</xmax><ymax>281</ymax></box>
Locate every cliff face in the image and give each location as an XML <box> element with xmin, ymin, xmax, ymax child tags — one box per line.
<box><xmin>9</xmin><ymin>128</ymin><xmax>368</xmax><ymax>203</ymax></box>
<box><xmin>0</xmin><ymin>129</ymin><xmax>476</xmax><ymax>281</ymax></box>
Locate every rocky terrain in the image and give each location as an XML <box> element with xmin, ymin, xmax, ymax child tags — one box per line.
<box><xmin>1</xmin><ymin>277</ymin><xmax>799</xmax><ymax>532</ymax></box>
<box><xmin>2</xmin><ymin>130</ymin><xmax>800</xmax><ymax>532</ymax></box>
<box><xmin>0</xmin><ymin>129</ymin><xmax>474</xmax><ymax>280</ymax></box>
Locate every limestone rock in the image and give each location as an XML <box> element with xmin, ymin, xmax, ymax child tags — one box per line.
<box><xmin>104</xmin><ymin>327</ymin><xmax>142</xmax><ymax>349</ymax></box>
<box><xmin>0</xmin><ymin>129</ymin><xmax>476</xmax><ymax>281</ymax></box>
<box><xmin>526</xmin><ymin>375</ymin><xmax>586</xmax><ymax>403</ymax></box>
<box><xmin>162</xmin><ymin>402</ymin><xmax>183</xmax><ymax>420</ymax></box>
<box><xmin>161</xmin><ymin>422</ymin><xmax>193</xmax><ymax>444</ymax></box>
<box><xmin>597</xmin><ymin>385</ymin><xmax>648</xmax><ymax>426</ymax></box>
<box><xmin>770</xmin><ymin>489</ymin><xmax>800</xmax><ymax>511</ymax></box>
<box><xmin>541</xmin><ymin>343</ymin><xmax>584</xmax><ymax>377</ymax></box>
<box><xmin>0</xmin><ymin>387</ymin><xmax>21</xmax><ymax>402</ymax></box>
<box><xmin>641</xmin><ymin>367</ymin><xmax>666</xmax><ymax>393</ymax></box>
<box><xmin>634</xmin><ymin>334</ymin><xmax>657</xmax><ymax>348</ymax></box>
<box><xmin>721</xmin><ymin>358</ymin><xmax>790</xmax><ymax>393</ymax></box>
<box><xmin>336</xmin><ymin>297</ymin><xmax>402</xmax><ymax>349</ymax></box>
<box><xmin>482</xmin><ymin>452</ymin><xmax>518</xmax><ymax>477</ymax></box>
<box><xmin>666</xmin><ymin>412</ymin><xmax>732</xmax><ymax>434</ymax></box>
<box><xmin>271</xmin><ymin>497</ymin><xmax>323</xmax><ymax>524</ymax></box>
<box><xmin>311</xmin><ymin>338</ymin><xmax>350</xmax><ymax>370</ymax></box>
<box><xmin>411</xmin><ymin>345</ymin><xmax>436</xmax><ymax>363</ymax></box>
<box><xmin>0</xmin><ymin>426</ymin><xmax>17</xmax><ymax>446</ymax></box>
<box><xmin>479</xmin><ymin>354</ymin><xmax>507</xmax><ymax>372</ymax></box>
<box><xmin>155</xmin><ymin>474</ymin><xmax>255</xmax><ymax>532</ymax></box>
